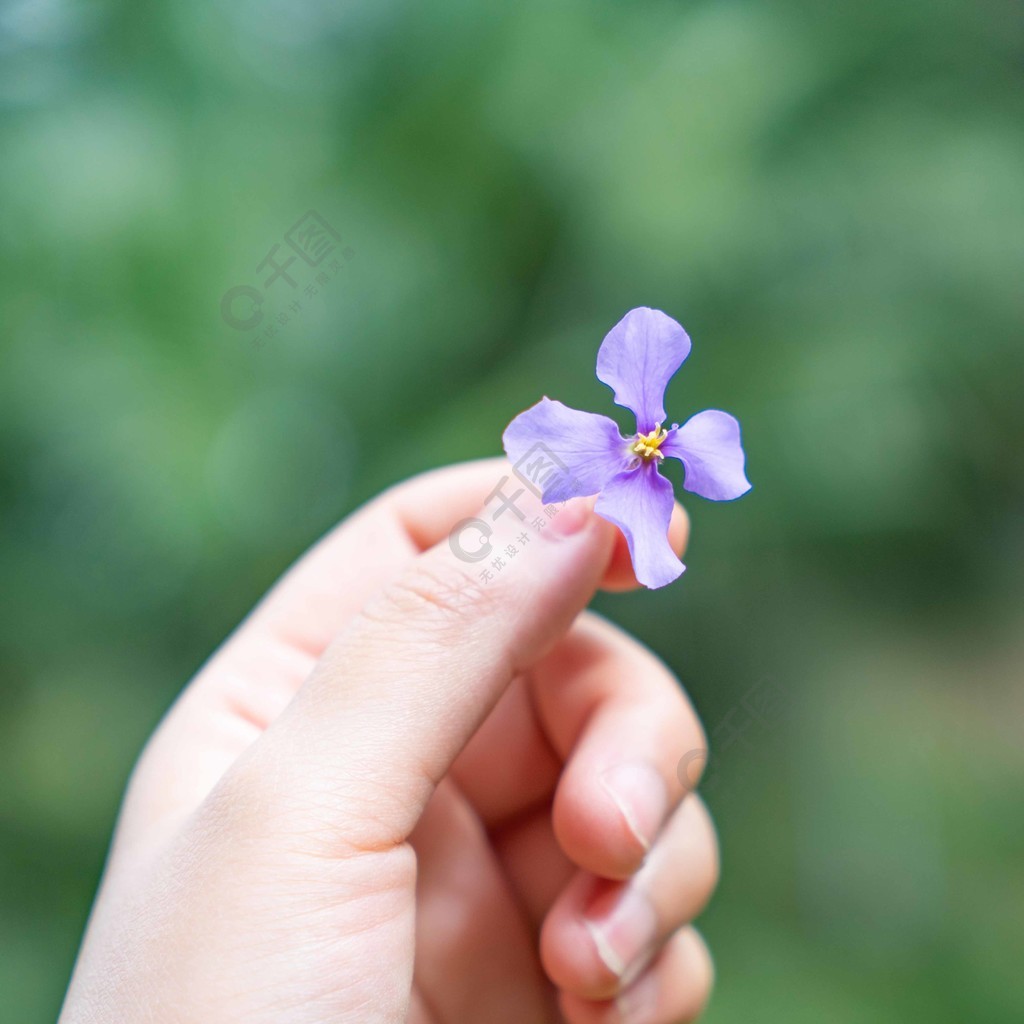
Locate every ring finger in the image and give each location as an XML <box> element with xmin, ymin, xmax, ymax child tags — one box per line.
<box><xmin>541</xmin><ymin>794</ymin><xmax>719</xmax><ymax>1001</ymax></box>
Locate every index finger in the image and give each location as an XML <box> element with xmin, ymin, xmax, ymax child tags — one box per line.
<box><xmin>120</xmin><ymin>459</ymin><xmax>687</xmax><ymax>852</ymax></box>
<box><xmin>241</xmin><ymin>457</ymin><xmax>688</xmax><ymax>659</ymax></box>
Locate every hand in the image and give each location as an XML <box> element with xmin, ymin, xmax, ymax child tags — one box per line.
<box><xmin>60</xmin><ymin>459</ymin><xmax>718</xmax><ymax>1024</ymax></box>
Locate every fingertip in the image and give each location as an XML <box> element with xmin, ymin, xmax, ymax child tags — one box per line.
<box><xmin>556</xmin><ymin>927</ymin><xmax>714</xmax><ymax>1024</ymax></box>
<box><xmin>669</xmin><ymin>501</ymin><xmax>690</xmax><ymax>557</ymax></box>
<box><xmin>553</xmin><ymin>761</ymin><xmax>659</xmax><ymax>881</ymax></box>
<box><xmin>540</xmin><ymin>874</ymin><xmax>625</xmax><ymax>1001</ymax></box>
<box><xmin>599</xmin><ymin>501</ymin><xmax>689</xmax><ymax>592</ymax></box>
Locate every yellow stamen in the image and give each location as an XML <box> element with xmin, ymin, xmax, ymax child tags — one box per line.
<box><xmin>631</xmin><ymin>424</ymin><xmax>668</xmax><ymax>462</ymax></box>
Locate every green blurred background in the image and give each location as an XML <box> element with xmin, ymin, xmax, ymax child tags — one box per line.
<box><xmin>2</xmin><ymin>0</ymin><xmax>1022</xmax><ymax>1019</ymax></box>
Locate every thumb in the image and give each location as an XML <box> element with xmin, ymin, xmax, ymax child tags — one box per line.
<box><xmin>233</xmin><ymin>486</ymin><xmax>617</xmax><ymax>852</ymax></box>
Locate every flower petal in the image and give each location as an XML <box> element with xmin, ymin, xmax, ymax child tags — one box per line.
<box><xmin>596</xmin><ymin>307</ymin><xmax>692</xmax><ymax>432</ymax></box>
<box><xmin>594</xmin><ymin>463</ymin><xmax>685</xmax><ymax>589</ymax></box>
<box><xmin>662</xmin><ymin>409</ymin><xmax>751</xmax><ymax>501</ymax></box>
<box><xmin>502</xmin><ymin>397</ymin><xmax>631</xmax><ymax>504</ymax></box>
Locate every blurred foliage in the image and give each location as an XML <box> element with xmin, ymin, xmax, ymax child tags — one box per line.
<box><xmin>1</xmin><ymin>0</ymin><xmax>1023</xmax><ymax>1019</ymax></box>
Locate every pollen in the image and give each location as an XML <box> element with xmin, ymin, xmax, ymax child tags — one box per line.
<box><xmin>631</xmin><ymin>424</ymin><xmax>668</xmax><ymax>462</ymax></box>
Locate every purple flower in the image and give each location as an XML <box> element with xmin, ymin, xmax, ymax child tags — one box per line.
<box><xmin>502</xmin><ymin>307</ymin><xmax>751</xmax><ymax>589</ymax></box>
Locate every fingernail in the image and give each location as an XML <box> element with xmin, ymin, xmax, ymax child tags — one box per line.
<box><xmin>544</xmin><ymin>497</ymin><xmax>592</xmax><ymax>538</ymax></box>
<box><xmin>583</xmin><ymin>882</ymin><xmax>658</xmax><ymax>979</ymax></box>
<box><xmin>599</xmin><ymin>761</ymin><xmax>669</xmax><ymax>852</ymax></box>
<box><xmin>615</xmin><ymin>965</ymin><xmax>660</xmax><ymax>1020</ymax></box>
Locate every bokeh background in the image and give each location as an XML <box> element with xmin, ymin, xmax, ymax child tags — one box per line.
<box><xmin>2</xmin><ymin>0</ymin><xmax>1023</xmax><ymax>1019</ymax></box>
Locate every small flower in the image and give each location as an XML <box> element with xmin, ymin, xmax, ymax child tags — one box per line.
<box><xmin>502</xmin><ymin>307</ymin><xmax>751</xmax><ymax>588</ymax></box>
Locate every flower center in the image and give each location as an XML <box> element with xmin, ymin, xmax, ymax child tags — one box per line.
<box><xmin>631</xmin><ymin>424</ymin><xmax>668</xmax><ymax>462</ymax></box>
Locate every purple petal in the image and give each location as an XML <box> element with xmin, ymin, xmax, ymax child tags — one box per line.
<box><xmin>502</xmin><ymin>397</ymin><xmax>631</xmax><ymax>504</ymax></box>
<box><xmin>596</xmin><ymin>307</ymin><xmax>692</xmax><ymax>432</ymax></box>
<box><xmin>662</xmin><ymin>410</ymin><xmax>751</xmax><ymax>501</ymax></box>
<box><xmin>594</xmin><ymin>463</ymin><xmax>685</xmax><ymax>589</ymax></box>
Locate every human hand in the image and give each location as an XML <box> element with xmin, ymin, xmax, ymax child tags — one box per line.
<box><xmin>60</xmin><ymin>459</ymin><xmax>718</xmax><ymax>1024</ymax></box>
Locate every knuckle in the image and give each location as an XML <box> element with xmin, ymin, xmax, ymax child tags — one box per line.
<box><xmin>584</xmin><ymin>613</ymin><xmax>708</xmax><ymax>767</ymax></box>
<box><xmin>671</xmin><ymin>795</ymin><xmax>720</xmax><ymax>922</ymax></box>
<box><xmin>651</xmin><ymin>795</ymin><xmax>721</xmax><ymax>926</ymax></box>
<box><xmin>367</xmin><ymin>556</ymin><xmax>495</xmax><ymax>634</ymax></box>
<box><xmin>187</xmin><ymin>765</ymin><xmax>266</xmax><ymax>851</ymax></box>
<box><xmin>692</xmin><ymin>796</ymin><xmax>721</xmax><ymax>899</ymax></box>
<box><xmin>190</xmin><ymin>744</ymin><xmax>420</xmax><ymax>861</ymax></box>
<box><xmin>651</xmin><ymin>669</ymin><xmax>706</xmax><ymax>770</ymax></box>
<box><xmin>193</xmin><ymin>748</ymin><xmax>285</xmax><ymax>841</ymax></box>
<box><xmin>668</xmin><ymin>689</ymin><xmax>709</xmax><ymax>796</ymax></box>
<box><xmin>680</xmin><ymin>928</ymin><xmax>715</xmax><ymax>1021</ymax></box>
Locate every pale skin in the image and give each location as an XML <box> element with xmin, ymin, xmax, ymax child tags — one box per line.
<box><xmin>60</xmin><ymin>458</ymin><xmax>718</xmax><ymax>1024</ymax></box>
